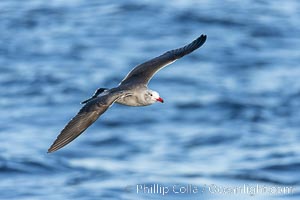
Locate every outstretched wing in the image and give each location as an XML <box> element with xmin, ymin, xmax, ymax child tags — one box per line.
<box><xmin>120</xmin><ymin>34</ymin><xmax>207</xmax><ymax>86</ymax></box>
<box><xmin>48</xmin><ymin>91</ymin><xmax>123</xmax><ymax>153</ymax></box>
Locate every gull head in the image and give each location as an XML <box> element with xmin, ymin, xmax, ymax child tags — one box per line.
<box><xmin>146</xmin><ymin>90</ymin><xmax>164</xmax><ymax>104</ymax></box>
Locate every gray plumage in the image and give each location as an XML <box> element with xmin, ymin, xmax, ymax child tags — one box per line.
<box><xmin>48</xmin><ymin>90</ymin><xmax>129</xmax><ymax>153</ymax></box>
<box><xmin>48</xmin><ymin>35</ymin><xmax>207</xmax><ymax>153</ymax></box>
<box><xmin>121</xmin><ymin>35</ymin><xmax>207</xmax><ymax>85</ymax></box>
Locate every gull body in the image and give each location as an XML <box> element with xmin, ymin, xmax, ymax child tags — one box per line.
<box><xmin>48</xmin><ymin>35</ymin><xmax>207</xmax><ymax>153</ymax></box>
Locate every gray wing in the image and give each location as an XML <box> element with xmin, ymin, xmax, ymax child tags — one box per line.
<box><xmin>47</xmin><ymin>90</ymin><xmax>124</xmax><ymax>153</ymax></box>
<box><xmin>120</xmin><ymin>34</ymin><xmax>207</xmax><ymax>86</ymax></box>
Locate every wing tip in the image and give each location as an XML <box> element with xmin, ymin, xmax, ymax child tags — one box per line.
<box><xmin>47</xmin><ymin>149</ymin><xmax>55</xmax><ymax>153</ymax></box>
<box><xmin>47</xmin><ymin>131</ymin><xmax>78</xmax><ymax>153</ymax></box>
<box><xmin>47</xmin><ymin>143</ymin><xmax>60</xmax><ymax>153</ymax></box>
<box><xmin>47</xmin><ymin>126</ymin><xmax>79</xmax><ymax>153</ymax></box>
<box><xmin>195</xmin><ymin>34</ymin><xmax>207</xmax><ymax>48</ymax></box>
<box><xmin>200</xmin><ymin>34</ymin><xmax>207</xmax><ymax>39</ymax></box>
<box><xmin>172</xmin><ymin>34</ymin><xmax>207</xmax><ymax>58</ymax></box>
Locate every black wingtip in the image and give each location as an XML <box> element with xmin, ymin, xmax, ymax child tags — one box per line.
<box><xmin>196</xmin><ymin>34</ymin><xmax>207</xmax><ymax>48</ymax></box>
<box><xmin>171</xmin><ymin>34</ymin><xmax>207</xmax><ymax>59</ymax></box>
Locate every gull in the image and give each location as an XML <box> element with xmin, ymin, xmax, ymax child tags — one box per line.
<box><xmin>48</xmin><ymin>35</ymin><xmax>207</xmax><ymax>153</ymax></box>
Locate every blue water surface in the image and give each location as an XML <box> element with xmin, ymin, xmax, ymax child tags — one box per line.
<box><xmin>0</xmin><ymin>0</ymin><xmax>300</xmax><ymax>199</ymax></box>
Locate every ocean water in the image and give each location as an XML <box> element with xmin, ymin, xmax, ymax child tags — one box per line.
<box><xmin>0</xmin><ymin>0</ymin><xmax>300</xmax><ymax>199</ymax></box>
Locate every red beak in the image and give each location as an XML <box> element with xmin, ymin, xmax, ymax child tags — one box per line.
<box><xmin>156</xmin><ymin>97</ymin><xmax>164</xmax><ymax>103</ymax></box>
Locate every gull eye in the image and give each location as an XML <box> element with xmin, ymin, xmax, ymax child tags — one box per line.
<box><xmin>150</xmin><ymin>94</ymin><xmax>153</xmax><ymax>96</ymax></box>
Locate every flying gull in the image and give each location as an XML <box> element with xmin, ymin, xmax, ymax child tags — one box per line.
<box><xmin>48</xmin><ymin>34</ymin><xmax>207</xmax><ymax>153</ymax></box>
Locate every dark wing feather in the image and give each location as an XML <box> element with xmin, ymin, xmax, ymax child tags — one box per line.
<box><xmin>120</xmin><ymin>34</ymin><xmax>207</xmax><ymax>85</ymax></box>
<box><xmin>48</xmin><ymin>91</ymin><xmax>123</xmax><ymax>153</ymax></box>
<box><xmin>47</xmin><ymin>107</ymin><xmax>106</xmax><ymax>153</ymax></box>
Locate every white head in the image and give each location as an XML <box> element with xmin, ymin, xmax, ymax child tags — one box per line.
<box><xmin>145</xmin><ymin>90</ymin><xmax>164</xmax><ymax>104</ymax></box>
